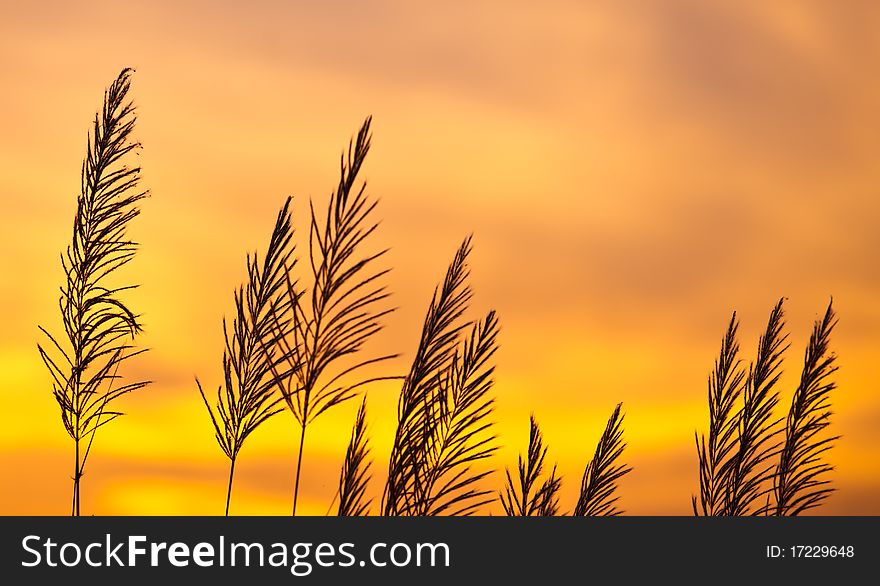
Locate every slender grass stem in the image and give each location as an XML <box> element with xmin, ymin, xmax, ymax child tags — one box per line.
<box><xmin>225</xmin><ymin>456</ymin><xmax>237</xmax><ymax>516</ymax></box>
<box><xmin>73</xmin><ymin>437</ymin><xmax>80</xmax><ymax>516</ymax></box>
<box><xmin>292</xmin><ymin>423</ymin><xmax>307</xmax><ymax>516</ymax></box>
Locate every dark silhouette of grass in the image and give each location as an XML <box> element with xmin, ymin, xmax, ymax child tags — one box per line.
<box><xmin>410</xmin><ymin>311</ymin><xmax>499</xmax><ymax>515</ymax></box>
<box><xmin>197</xmin><ymin>197</ymin><xmax>297</xmax><ymax>515</ymax></box>
<box><xmin>31</xmin><ymin>83</ymin><xmax>854</xmax><ymax>518</ymax></box>
<box><xmin>694</xmin><ymin>314</ymin><xmax>746</xmax><ymax>516</ymax></box>
<box><xmin>383</xmin><ymin>238</ymin><xmax>472</xmax><ymax>515</ymax></box>
<box><xmin>535</xmin><ymin>467</ymin><xmax>562</xmax><ymax>516</ymax></box>
<box><xmin>38</xmin><ymin>68</ymin><xmax>149</xmax><ymax>516</ymax></box>
<box><xmin>383</xmin><ymin>238</ymin><xmax>499</xmax><ymax>516</ymax></box>
<box><xmin>268</xmin><ymin>117</ymin><xmax>396</xmax><ymax>515</ymax></box>
<box><xmin>574</xmin><ymin>403</ymin><xmax>631</xmax><ymax>516</ymax></box>
<box><xmin>726</xmin><ymin>299</ymin><xmax>787</xmax><ymax>515</ymax></box>
<box><xmin>502</xmin><ymin>406</ymin><xmax>630</xmax><ymax>516</ymax></box>
<box><xmin>337</xmin><ymin>398</ymin><xmax>372</xmax><ymax>516</ymax></box>
<box><xmin>695</xmin><ymin>299</ymin><xmax>839</xmax><ymax>516</ymax></box>
<box><xmin>773</xmin><ymin>301</ymin><xmax>838</xmax><ymax>515</ymax></box>
<box><xmin>500</xmin><ymin>415</ymin><xmax>560</xmax><ymax>516</ymax></box>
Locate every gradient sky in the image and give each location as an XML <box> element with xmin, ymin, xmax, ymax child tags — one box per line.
<box><xmin>1</xmin><ymin>0</ymin><xmax>878</xmax><ymax>515</ymax></box>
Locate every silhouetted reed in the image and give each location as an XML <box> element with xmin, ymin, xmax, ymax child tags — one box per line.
<box><xmin>727</xmin><ymin>300</ymin><xmax>787</xmax><ymax>515</ymax></box>
<box><xmin>337</xmin><ymin>398</ymin><xmax>372</xmax><ymax>516</ymax></box>
<box><xmin>500</xmin><ymin>415</ymin><xmax>560</xmax><ymax>516</ymax></box>
<box><xmin>501</xmin><ymin>405</ymin><xmax>630</xmax><ymax>516</ymax></box>
<box><xmin>773</xmin><ymin>302</ymin><xmax>838</xmax><ymax>515</ymax></box>
<box><xmin>197</xmin><ymin>197</ymin><xmax>297</xmax><ymax>515</ymax></box>
<box><xmin>383</xmin><ymin>238</ymin><xmax>499</xmax><ymax>516</ymax></box>
<box><xmin>38</xmin><ymin>68</ymin><xmax>149</xmax><ymax>516</ymax></box>
<box><xmin>269</xmin><ymin>117</ymin><xmax>396</xmax><ymax>515</ymax></box>
<box><xmin>31</xmin><ymin>69</ymin><xmax>860</xmax><ymax>520</ymax></box>
<box><xmin>694</xmin><ymin>315</ymin><xmax>745</xmax><ymax>516</ymax></box>
<box><xmin>695</xmin><ymin>299</ymin><xmax>839</xmax><ymax>516</ymax></box>
<box><xmin>574</xmin><ymin>403</ymin><xmax>631</xmax><ymax>516</ymax></box>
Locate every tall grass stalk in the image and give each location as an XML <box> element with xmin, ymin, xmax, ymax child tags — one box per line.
<box><xmin>384</xmin><ymin>238</ymin><xmax>499</xmax><ymax>515</ymax></box>
<box><xmin>695</xmin><ymin>299</ymin><xmax>840</xmax><ymax>516</ymax></box>
<box><xmin>271</xmin><ymin>117</ymin><xmax>395</xmax><ymax>515</ymax></box>
<box><xmin>198</xmin><ymin>197</ymin><xmax>297</xmax><ymax>515</ymax></box>
<box><xmin>725</xmin><ymin>299</ymin><xmax>787</xmax><ymax>515</ymax></box>
<box><xmin>38</xmin><ymin>68</ymin><xmax>149</xmax><ymax>516</ymax></box>
<box><xmin>773</xmin><ymin>301</ymin><xmax>838</xmax><ymax>515</ymax></box>
<box><xmin>694</xmin><ymin>314</ymin><xmax>745</xmax><ymax>515</ymax></box>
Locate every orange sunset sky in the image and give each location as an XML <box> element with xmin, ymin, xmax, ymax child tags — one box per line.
<box><xmin>1</xmin><ymin>0</ymin><xmax>879</xmax><ymax>515</ymax></box>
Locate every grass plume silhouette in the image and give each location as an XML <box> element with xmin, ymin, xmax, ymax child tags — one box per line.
<box><xmin>337</xmin><ymin>398</ymin><xmax>373</xmax><ymax>516</ymax></box>
<box><xmin>574</xmin><ymin>403</ymin><xmax>631</xmax><ymax>516</ymax></box>
<box><xmin>197</xmin><ymin>197</ymin><xmax>297</xmax><ymax>515</ymax></box>
<box><xmin>694</xmin><ymin>314</ymin><xmax>745</xmax><ymax>516</ymax></box>
<box><xmin>773</xmin><ymin>302</ymin><xmax>838</xmax><ymax>515</ymax></box>
<box><xmin>38</xmin><ymin>68</ymin><xmax>149</xmax><ymax>516</ymax></box>
<box><xmin>408</xmin><ymin>311</ymin><xmax>499</xmax><ymax>515</ymax></box>
<box><xmin>383</xmin><ymin>238</ymin><xmax>500</xmax><ymax>516</ymax></box>
<box><xmin>726</xmin><ymin>300</ymin><xmax>787</xmax><ymax>515</ymax></box>
<box><xmin>500</xmin><ymin>415</ymin><xmax>561</xmax><ymax>516</ymax></box>
<box><xmin>502</xmin><ymin>406</ymin><xmax>630</xmax><ymax>516</ymax></box>
<box><xmin>695</xmin><ymin>299</ymin><xmax>840</xmax><ymax>516</ymax></box>
<box><xmin>269</xmin><ymin>117</ymin><xmax>396</xmax><ymax>515</ymax></box>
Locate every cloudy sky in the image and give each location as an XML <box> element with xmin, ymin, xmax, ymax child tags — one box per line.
<box><xmin>1</xmin><ymin>0</ymin><xmax>878</xmax><ymax>514</ymax></box>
